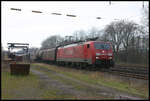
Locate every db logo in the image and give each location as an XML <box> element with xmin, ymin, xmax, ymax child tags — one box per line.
<box><xmin>64</xmin><ymin>49</ymin><xmax>73</xmax><ymax>55</ymax></box>
<box><xmin>68</xmin><ymin>50</ymin><xmax>73</xmax><ymax>55</ymax></box>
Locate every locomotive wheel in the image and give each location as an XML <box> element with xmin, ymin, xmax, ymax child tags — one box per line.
<box><xmin>71</xmin><ymin>62</ymin><xmax>76</xmax><ymax>68</ymax></box>
<box><xmin>80</xmin><ymin>63</ymin><xmax>86</xmax><ymax>69</ymax></box>
<box><xmin>70</xmin><ymin>62</ymin><xmax>73</xmax><ymax>68</ymax></box>
<box><xmin>111</xmin><ymin>61</ymin><xmax>115</xmax><ymax>68</ymax></box>
<box><xmin>68</xmin><ymin>62</ymin><xmax>72</xmax><ymax>67</ymax></box>
<box><xmin>105</xmin><ymin>65</ymin><xmax>110</xmax><ymax>69</ymax></box>
<box><xmin>91</xmin><ymin>64</ymin><xmax>96</xmax><ymax>71</ymax></box>
<box><xmin>59</xmin><ymin>62</ymin><xmax>62</xmax><ymax>66</ymax></box>
<box><xmin>78</xmin><ymin>63</ymin><xmax>81</xmax><ymax>69</ymax></box>
<box><xmin>65</xmin><ymin>62</ymin><xmax>69</xmax><ymax>68</ymax></box>
<box><xmin>62</xmin><ymin>62</ymin><xmax>65</xmax><ymax>66</ymax></box>
<box><xmin>57</xmin><ymin>61</ymin><xmax>59</xmax><ymax>66</ymax></box>
<box><xmin>76</xmin><ymin>62</ymin><xmax>82</xmax><ymax>69</ymax></box>
<box><xmin>75</xmin><ymin>62</ymin><xmax>79</xmax><ymax>69</ymax></box>
<box><xmin>61</xmin><ymin>62</ymin><xmax>64</xmax><ymax>66</ymax></box>
<box><xmin>73</xmin><ymin>62</ymin><xmax>77</xmax><ymax>67</ymax></box>
<box><xmin>83</xmin><ymin>63</ymin><xmax>88</xmax><ymax>69</ymax></box>
<box><xmin>80</xmin><ymin>63</ymin><xmax>87</xmax><ymax>69</ymax></box>
<box><xmin>58</xmin><ymin>61</ymin><xmax>62</xmax><ymax>66</ymax></box>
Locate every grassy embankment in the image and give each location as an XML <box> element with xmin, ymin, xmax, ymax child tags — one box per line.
<box><xmin>1</xmin><ymin>71</ymin><xmax>38</xmax><ymax>99</ymax></box>
<box><xmin>2</xmin><ymin>61</ymin><xmax>148</xmax><ymax>99</ymax></box>
<box><xmin>33</xmin><ymin>66</ymin><xmax>113</xmax><ymax>99</ymax></box>
<box><xmin>32</xmin><ymin>63</ymin><xmax>149</xmax><ymax>99</ymax></box>
<box><xmin>2</xmin><ymin>71</ymin><xmax>78</xmax><ymax>99</ymax></box>
<box><xmin>1</xmin><ymin>63</ymin><xmax>77</xmax><ymax>99</ymax></box>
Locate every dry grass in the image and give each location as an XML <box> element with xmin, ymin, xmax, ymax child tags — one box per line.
<box><xmin>1</xmin><ymin>71</ymin><xmax>39</xmax><ymax>99</ymax></box>
<box><xmin>32</xmin><ymin>63</ymin><xmax>149</xmax><ymax>98</ymax></box>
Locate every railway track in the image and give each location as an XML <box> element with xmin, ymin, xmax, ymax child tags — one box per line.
<box><xmin>100</xmin><ymin>67</ymin><xmax>149</xmax><ymax>80</ymax></box>
<box><xmin>33</xmin><ymin>61</ymin><xmax>149</xmax><ymax>80</ymax></box>
<box><xmin>114</xmin><ymin>66</ymin><xmax>149</xmax><ymax>73</ymax></box>
<box><xmin>110</xmin><ymin>69</ymin><xmax>148</xmax><ymax>80</ymax></box>
<box><xmin>63</xmin><ymin>64</ymin><xmax>149</xmax><ymax>80</ymax></box>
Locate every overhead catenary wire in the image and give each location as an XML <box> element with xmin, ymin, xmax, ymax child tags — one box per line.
<box><xmin>10</xmin><ymin>8</ymin><xmax>117</xmax><ymax>20</ymax></box>
<box><xmin>32</xmin><ymin>10</ymin><xmax>42</xmax><ymax>13</ymax></box>
<box><xmin>10</xmin><ymin>1</ymin><xmax>146</xmax><ymax>21</ymax></box>
<box><xmin>10</xmin><ymin>8</ymin><xmax>21</xmax><ymax>11</ymax></box>
<box><xmin>51</xmin><ymin>13</ymin><xmax>62</xmax><ymax>15</ymax></box>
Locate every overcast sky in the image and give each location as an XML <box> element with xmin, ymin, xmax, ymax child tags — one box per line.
<box><xmin>2</xmin><ymin>1</ymin><xmax>149</xmax><ymax>50</ymax></box>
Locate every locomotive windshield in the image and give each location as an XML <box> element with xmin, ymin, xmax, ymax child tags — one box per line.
<box><xmin>94</xmin><ymin>42</ymin><xmax>110</xmax><ymax>50</ymax></box>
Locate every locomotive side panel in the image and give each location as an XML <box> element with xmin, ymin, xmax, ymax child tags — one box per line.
<box><xmin>57</xmin><ymin>44</ymin><xmax>87</xmax><ymax>63</ymax></box>
<box><xmin>83</xmin><ymin>43</ymin><xmax>93</xmax><ymax>64</ymax></box>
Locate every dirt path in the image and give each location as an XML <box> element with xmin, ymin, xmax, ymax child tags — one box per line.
<box><xmin>30</xmin><ymin>65</ymin><xmax>144</xmax><ymax>100</ymax></box>
<box><xmin>30</xmin><ymin>68</ymin><xmax>108</xmax><ymax>99</ymax></box>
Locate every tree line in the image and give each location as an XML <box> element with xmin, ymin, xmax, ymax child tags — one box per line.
<box><xmin>40</xmin><ymin>7</ymin><xmax>149</xmax><ymax>65</ymax></box>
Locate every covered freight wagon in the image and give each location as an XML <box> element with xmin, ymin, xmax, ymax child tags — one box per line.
<box><xmin>40</xmin><ymin>48</ymin><xmax>57</xmax><ymax>63</ymax></box>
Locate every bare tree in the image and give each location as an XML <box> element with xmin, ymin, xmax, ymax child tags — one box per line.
<box><xmin>72</xmin><ymin>31</ymin><xmax>80</xmax><ymax>41</ymax></box>
<box><xmin>98</xmin><ymin>32</ymin><xmax>109</xmax><ymax>42</ymax></box>
<box><xmin>88</xmin><ymin>27</ymin><xmax>98</xmax><ymax>38</ymax></box>
<box><xmin>103</xmin><ymin>20</ymin><xmax>140</xmax><ymax>63</ymax></box>
<box><xmin>104</xmin><ymin>20</ymin><xmax>126</xmax><ymax>60</ymax></box>
<box><xmin>119</xmin><ymin>20</ymin><xmax>138</xmax><ymax>62</ymax></box>
<box><xmin>141</xmin><ymin>5</ymin><xmax>149</xmax><ymax>28</ymax></box>
<box><xmin>1</xmin><ymin>45</ymin><xmax>4</xmax><ymax>60</ymax></box>
<box><xmin>41</xmin><ymin>35</ymin><xmax>63</xmax><ymax>49</ymax></box>
<box><xmin>77</xmin><ymin>30</ymin><xmax>87</xmax><ymax>41</ymax></box>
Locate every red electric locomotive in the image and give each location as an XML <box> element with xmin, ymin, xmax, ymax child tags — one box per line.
<box><xmin>56</xmin><ymin>41</ymin><xmax>114</xmax><ymax>68</ymax></box>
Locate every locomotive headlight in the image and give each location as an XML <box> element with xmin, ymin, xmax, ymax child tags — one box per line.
<box><xmin>96</xmin><ymin>57</ymin><xmax>99</xmax><ymax>59</ymax></box>
<box><xmin>109</xmin><ymin>57</ymin><xmax>112</xmax><ymax>59</ymax></box>
<box><xmin>96</xmin><ymin>53</ymin><xmax>101</xmax><ymax>56</ymax></box>
<box><xmin>108</xmin><ymin>53</ymin><xmax>112</xmax><ymax>56</ymax></box>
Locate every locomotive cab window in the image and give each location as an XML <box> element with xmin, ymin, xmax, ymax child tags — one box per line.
<box><xmin>87</xmin><ymin>44</ymin><xmax>90</xmax><ymax>48</ymax></box>
<box><xmin>94</xmin><ymin>42</ymin><xmax>110</xmax><ymax>50</ymax></box>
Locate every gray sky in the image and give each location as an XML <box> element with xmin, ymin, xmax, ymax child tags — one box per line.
<box><xmin>2</xmin><ymin>1</ymin><xmax>149</xmax><ymax>50</ymax></box>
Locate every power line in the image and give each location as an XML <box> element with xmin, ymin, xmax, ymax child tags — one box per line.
<box><xmin>32</xmin><ymin>10</ymin><xmax>42</xmax><ymax>13</ymax></box>
<box><xmin>66</xmin><ymin>14</ymin><xmax>76</xmax><ymax>17</ymax></box>
<box><xmin>51</xmin><ymin>13</ymin><xmax>62</xmax><ymax>15</ymax></box>
<box><xmin>143</xmin><ymin>1</ymin><xmax>144</xmax><ymax>8</ymax></box>
<box><xmin>10</xmin><ymin>8</ymin><xmax>21</xmax><ymax>11</ymax></box>
<box><xmin>10</xmin><ymin>3</ymin><xmax>142</xmax><ymax>21</ymax></box>
<box><xmin>96</xmin><ymin>17</ymin><xmax>102</xmax><ymax>19</ymax></box>
<box><xmin>10</xmin><ymin>8</ymin><xmax>104</xmax><ymax>19</ymax></box>
<box><xmin>109</xmin><ymin>1</ymin><xmax>111</xmax><ymax>5</ymax></box>
<box><xmin>10</xmin><ymin>7</ymin><xmax>116</xmax><ymax>20</ymax></box>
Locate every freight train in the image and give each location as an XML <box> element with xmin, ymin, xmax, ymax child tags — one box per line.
<box><xmin>35</xmin><ymin>41</ymin><xmax>115</xmax><ymax>68</ymax></box>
